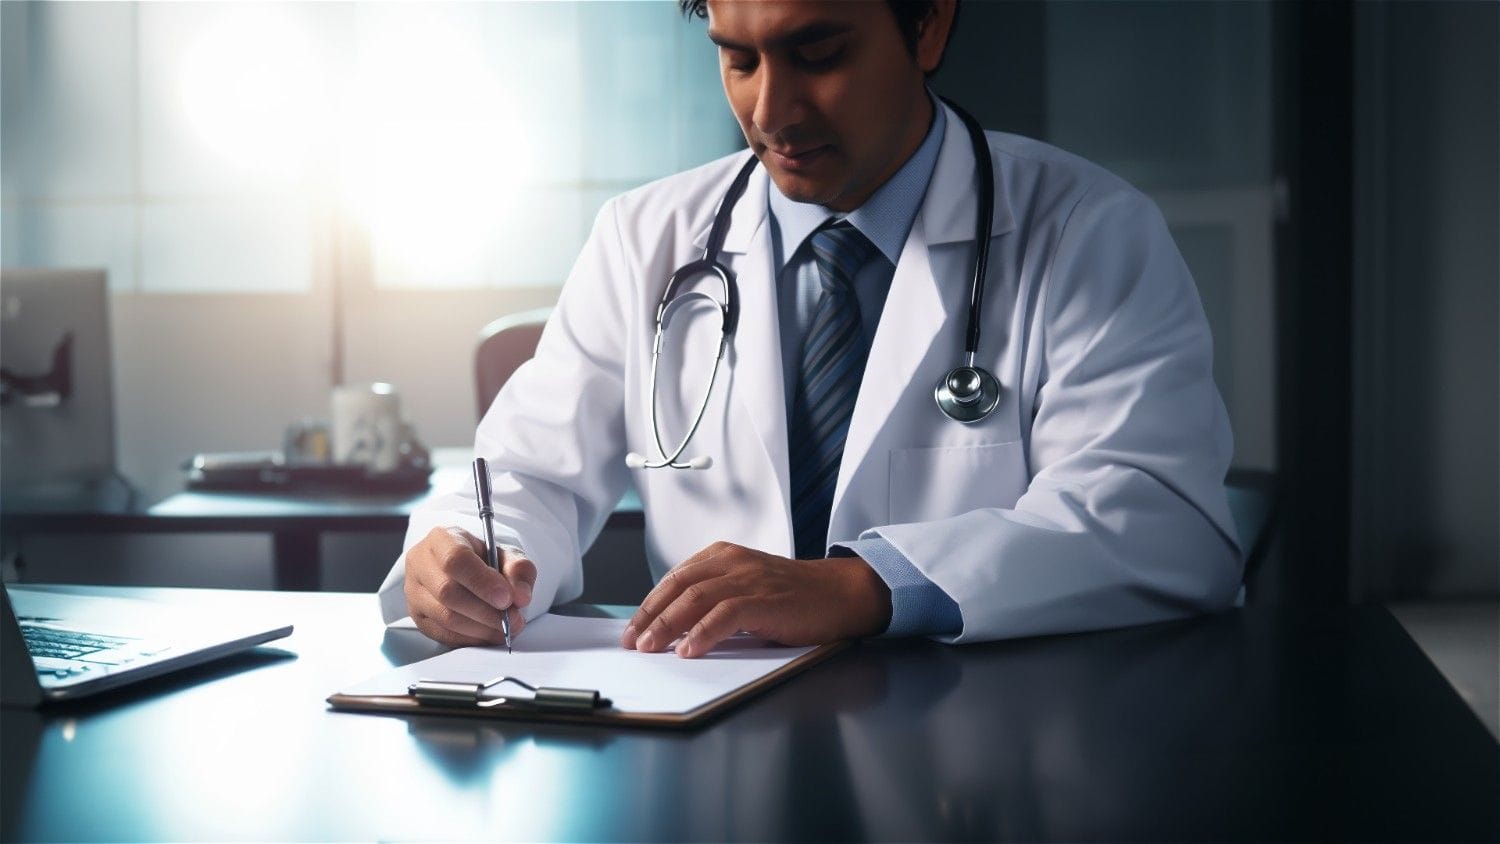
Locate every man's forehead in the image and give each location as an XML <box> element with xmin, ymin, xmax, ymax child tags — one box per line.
<box><xmin>706</xmin><ymin>0</ymin><xmax>883</xmax><ymax>44</ymax></box>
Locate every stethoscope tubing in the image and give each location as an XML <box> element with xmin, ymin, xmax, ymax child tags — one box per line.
<box><xmin>641</xmin><ymin>293</ymin><xmax>731</xmax><ymax>470</ymax></box>
<box><xmin>634</xmin><ymin>99</ymin><xmax>998</xmax><ymax>468</ymax></box>
<box><xmin>941</xmin><ymin>97</ymin><xmax>995</xmax><ymax>362</ymax></box>
<box><xmin>630</xmin><ymin>155</ymin><xmax>757</xmax><ymax>470</ymax></box>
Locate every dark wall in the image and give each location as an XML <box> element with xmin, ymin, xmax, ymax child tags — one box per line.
<box><xmin>931</xmin><ymin>0</ymin><xmax>1047</xmax><ymax>139</ymax></box>
<box><xmin>1353</xmin><ymin>1</ymin><xmax>1500</xmax><ymax>599</ymax></box>
<box><xmin>932</xmin><ymin>0</ymin><xmax>1498</xmax><ymax>601</ymax></box>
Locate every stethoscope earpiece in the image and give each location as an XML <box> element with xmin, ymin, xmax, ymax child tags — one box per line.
<box><xmin>626</xmin><ymin>451</ymin><xmax>713</xmax><ymax>470</ymax></box>
<box><xmin>934</xmin><ymin>365</ymin><xmax>1000</xmax><ymax>423</ymax></box>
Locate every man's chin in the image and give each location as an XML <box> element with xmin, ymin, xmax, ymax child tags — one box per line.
<box><xmin>764</xmin><ymin>170</ymin><xmax>841</xmax><ymax>208</ymax></box>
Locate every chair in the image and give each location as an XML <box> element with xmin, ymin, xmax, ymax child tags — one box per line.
<box><xmin>474</xmin><ymin>307</ymin><xmax>552</xmax><ymax>420</ymax></box>
<box><xmin>1224</xmin><ymin>467</ymin><xmax>1278</xmax><ymax>590</ymax></box>
<box><xmin>473</xmin><ymin>306</ymin><xmax>651</xmax><ymax>605</ymax></box>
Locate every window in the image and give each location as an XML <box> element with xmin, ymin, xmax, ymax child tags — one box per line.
<box><xmin>2</xmin><ymin>1</ymin><xmax>739</xmax><ymax>293</ymax></box>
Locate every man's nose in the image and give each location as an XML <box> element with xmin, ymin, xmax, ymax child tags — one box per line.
<box><xmin>751</xmin><ymin>61</ymin><xmax>804</xmax><ymax>139</ymax></box>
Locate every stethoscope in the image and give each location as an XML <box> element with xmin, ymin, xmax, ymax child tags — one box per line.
<box><xmin>626</xmin><ymin>98</ymin><xmax>999</xmax><ymax>472</ymax></box>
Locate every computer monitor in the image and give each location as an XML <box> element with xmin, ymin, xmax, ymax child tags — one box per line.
<box><xmin>0</xmin><ymin>268</ymin><xmax>123</xmax><ymax>508</ymax></box>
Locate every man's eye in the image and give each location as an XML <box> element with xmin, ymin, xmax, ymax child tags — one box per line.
<box><xmin>722</xmin><ymin>49</ymin><xmax>757</xmax><ymax>73</ymax></box>
<box><xmin>794</xmin><ymin>42</ymin><xmax>845</xmax><ymax>68</ymax></box>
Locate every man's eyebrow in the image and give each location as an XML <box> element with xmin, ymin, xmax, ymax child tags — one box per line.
<box><xmin>707</xmin><ymin>21</ymin><xmax>854</xmax><ymax>52</ymax></box>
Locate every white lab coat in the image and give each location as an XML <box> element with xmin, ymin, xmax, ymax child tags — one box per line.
<box><xmin>379</xmin><ymin>102</ymin><xmax>1243</xmax><ymax>643</ymax></box>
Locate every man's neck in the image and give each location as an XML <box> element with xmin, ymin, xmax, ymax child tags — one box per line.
<box><xmin>825</xmin><ymin>89</ymin><xmax>935</xmax><ymax>213</ymax></box>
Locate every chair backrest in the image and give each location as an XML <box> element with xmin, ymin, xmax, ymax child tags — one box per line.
<box><xmin>1224</xmin><ymin>467</ymin><xmax>1278</xmax><ymax>586</ymax></box>
<box><xmin>474</xmin><ymin>307</ymin><xmax>552</xmax><ymax>421</ymax></box>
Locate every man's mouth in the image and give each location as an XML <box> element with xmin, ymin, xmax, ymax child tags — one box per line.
<box><xmin>765</xmin><ymin>144</ymin><xmax>832</xmax><ymax>172</ymax></box>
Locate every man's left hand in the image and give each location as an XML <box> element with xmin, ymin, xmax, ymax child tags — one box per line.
<box><xmin>621</xmin><ymin>542</ymin><xmax>892</xmax><ymax>658</ymax></box>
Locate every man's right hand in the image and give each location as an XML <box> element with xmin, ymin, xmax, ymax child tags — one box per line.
<box><xmin>404</xmin><ymin>526</ymin><xmax>537</xmax><ymax>647</ymax></box>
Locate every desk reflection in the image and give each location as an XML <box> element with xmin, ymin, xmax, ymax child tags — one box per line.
<box><xmin>409</xmin><ymin>719</ymin><xmax>616</xmax><ymax>783</ymax></box>
<box><xmin>832</xmin><ymin>614</ymin><xmax>1251</xmax><ymax>840</ymax></box>
<box><xmin>7</xmin><ymin>595</ymin><xmax>1493</xmax><ymax>842</ymax></box>
<box><xmin>364</xmin><ymin>613</ymin><xmax>1250</xmax><ymax>840</ymax></box>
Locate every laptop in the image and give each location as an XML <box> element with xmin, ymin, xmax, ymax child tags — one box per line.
<box><xmin>1</xmin><ymin>584</ymin><xmax>292</xmax><ymax>707</ymax></box>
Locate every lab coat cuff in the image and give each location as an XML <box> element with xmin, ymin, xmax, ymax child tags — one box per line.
<box><xmin>832</xmin><ymin>537</ymin><xmax>963</xmax><ymax>638</ymax></box>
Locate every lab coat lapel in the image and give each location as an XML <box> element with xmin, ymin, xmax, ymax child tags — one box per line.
<box><xmin>691</xmin><ymin>169</ymin><xmax>793</xmax><ymax>540</ymax></box>
<box><xmin>831</xmin><ymin>102</ymin><xmax>1016</xmax><ymax>528</ymax></box>
<box><xmin>726</xmin><ymin>223</ymin><xmax>791</xmax><ymax>528</ymax></box>
<box><xmin>832</xmin><ymin>230</ymin><xmax>948</xmax><ymax>516</ymax></box>
<box><xmin>917</xmin><ymin>103</ymin><xmax>1016</xmax><ymax>250</ymax></box>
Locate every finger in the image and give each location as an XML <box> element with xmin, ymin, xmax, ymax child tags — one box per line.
<box><xmin>676</xmin><ymin>597</ymin><xmax>751</xmax><ymax>659</ymax></box>
<box><xmin>624</xmin><ymin>542</ymin><xmax>740</xmax><ymax>647</ymax></box>
<box><xmin>625</xmin><ymin>565</ymin><xmax>715</xmax><ymax>649</ymax></box>
<box><xmin>411</xmin><ymin>612</ymin><xmax>499</xmax><ymax>648</ymax></box>
<box><xmin>413</xmin><ymin>530</ymin><xmax>496</xmax><ymax>598</ymax></box>
<box><xmin>408</xmin><ymin>532</ymin><xmax>517</xmax><ymax>635</ymax></box>
<box><xmin>408</xmin><ymin>588</ymin><xmax>509</xmax><ymax>646</ymax></box>
<box><xmin>414</xmin><ymin>613</ymin><xmax>509</xmax><ymax>648</ymax></box>
<box><xmin>432</xmin><ymin>573</ymin><xmax>513</xmax><ymax>633</ymax></box>
<box><xmin>438</xmin><ymin>527</ymin><xmax>523</xmax><ymax>610</ymax></box>
<box><xmin>636</xmin><ymin>577</ymin><xmax>734</xmax><ymax>653</ymax></box>
<box><xmin>424</xmin><ymin>542</ymin><xmax>519</xmax><ymax>612</ymax></box>
<box><xmin>675</xmin><ymin>540</ymin><xmax>740</xmax><ymax>570</ymax></box>
<box><xmin>624</xmin><ymin>570</ymin><xmax>690</xmax><ymax>647</ymax></box>
<box><xmin>448</xmin><ymin>526</ymin><xmax>488</xmax><ymax>557</ymax></box>
<box><xmin>500</xmin><ymin>552</ymin><xmax>538</xmax><ymax>608</ymax></box>
<box><xmin>408</xmin><ymin>578</ymin><xmax>502</xmax><ymax>638</ymax></box>
<box><xmin>410</xmin><ymin>575</ymin><xmax>526</xmax><ymax>647</ymax></box>
<box><xmin>410</xmin><ymin>610</ymin><xmax>494</xmax><ymax>648</ymax></box>
<box><xmin>505</xmin><ymin>604</ymin><xmax>528</xmax><ymax>639</ymax></box>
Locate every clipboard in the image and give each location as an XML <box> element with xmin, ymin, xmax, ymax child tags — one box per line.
<box><xmin>327</xmin><ymin>638</ymin><xmax>849</xmax><ymax>729</ymax></box>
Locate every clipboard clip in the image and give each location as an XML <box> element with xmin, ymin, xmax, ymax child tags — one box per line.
<box><xmin>408</xmin><ymin>675</ymin><xmax>611</xmax><ymax>713</ymax></box>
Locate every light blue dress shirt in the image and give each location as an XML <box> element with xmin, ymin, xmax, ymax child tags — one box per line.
<box><xmin>765</xmin><ymin>96</ymin><xmax>962</xmax><ymax>638</ymax></box>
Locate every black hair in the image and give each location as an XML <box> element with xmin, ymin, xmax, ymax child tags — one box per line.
<box><xmin>677</xmin><ymin>0</ymin><xmax>957</xmax><ymax>76</ymax></box>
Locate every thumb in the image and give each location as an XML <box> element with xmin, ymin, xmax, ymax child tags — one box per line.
<box><xmin>500</xmin><ymin>547</ymin><xmax>538</xmax><ymax>607</ymax></box>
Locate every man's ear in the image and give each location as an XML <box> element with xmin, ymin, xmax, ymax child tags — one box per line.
<box><xmin>915</xmin><ymin>0</ymin><xmax>958</xmax><ymax>75</ymax></box>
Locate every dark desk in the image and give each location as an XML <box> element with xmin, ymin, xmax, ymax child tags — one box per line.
<box><xmin>1</xmin><ymin>453</ymin><xmax>643</xmax><ymax>590</ymax></box>
<box><xmin>2</xmin><ymin>587</ymin><xmax>1496</xmax><ymax>841</ymax></box>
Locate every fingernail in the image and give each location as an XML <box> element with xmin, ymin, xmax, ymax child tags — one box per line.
<box><xmin>622</xmin><ymin>625</ymin><xmax>636</xmax><ymax>646</ymax></box>
<box><xmin>637</xmin><ymin>631</ymin><xmax>655</xmax><ymax>651</ymax></box>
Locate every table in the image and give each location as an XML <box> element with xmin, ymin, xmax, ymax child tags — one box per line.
<box><xmin>0</xmin><ymin>450</ymin><xmax>643</xmax><ymax>590</ymax></box>
<box><xmin>2</xmin><ymin>586</ymin><xmax>1496</xmax><ymax>841</ymax></box>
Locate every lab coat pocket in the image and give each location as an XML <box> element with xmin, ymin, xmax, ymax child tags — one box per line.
<box><xmin>889</xmin><ymin>441</ymin><xmax>1028</xmax><ymax>525</ymax></box>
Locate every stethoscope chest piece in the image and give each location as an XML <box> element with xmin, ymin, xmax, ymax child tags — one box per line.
<box><xmin>934</xmin><ymin>365</ymin><xmax>1000</xmax><ymax>424</ymax></box>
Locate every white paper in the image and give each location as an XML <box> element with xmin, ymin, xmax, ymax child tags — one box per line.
<box><xmin>341</xmin><ymin>614</ymin><xmax>816</xmax><ymax>714</ymax></box>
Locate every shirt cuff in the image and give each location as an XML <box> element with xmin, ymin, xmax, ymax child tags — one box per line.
<box><xmin>831</xmin><ymin>537</ymin><xmax>962</xmax><ymax>638</ymax></box>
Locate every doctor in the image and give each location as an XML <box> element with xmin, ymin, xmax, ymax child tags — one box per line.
<box><xmin>379</xmin><ymin>0</ymin><xmax>1243</xmax><ymax>655</ymax></box>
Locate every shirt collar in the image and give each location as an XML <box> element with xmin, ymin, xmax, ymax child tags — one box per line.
<box><xmin>767</xmin><ymin>90</ymin><xmax>947</xmax><ymax>271</ymax></box>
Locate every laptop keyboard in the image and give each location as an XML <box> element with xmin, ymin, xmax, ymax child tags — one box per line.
<box><xmin>22</xmin><ymin>624</ymin><xmax>137</xmax><ymax>660</ymax></box>
<box><xmin>19</xmin><ymin>619</ymin><xmax>179</xmax><ymax>682</ymax></box>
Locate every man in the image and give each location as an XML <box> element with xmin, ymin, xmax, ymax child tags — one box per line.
<box><xmin>378</xmin><ymin>0</ymin><xmax>1242</xmax><ymax>655</ymax></box>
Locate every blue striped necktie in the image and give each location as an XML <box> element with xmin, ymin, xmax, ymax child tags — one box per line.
<box><xmin>789</xmin><ymin>221</ymin><xmax>881</xmax><ymax>560</ymax></box>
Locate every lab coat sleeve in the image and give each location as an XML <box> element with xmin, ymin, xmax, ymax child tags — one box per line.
<box><xmin>378</xmin><ymin>199</ymin><xmax>634</xmax><ymax>625</ymax></box>
<box><xmin>834</xmin><ymin>538</ymin><xmax>962</xmax><ymax>637</ymax></box>
<box><xmin>865</xmin><ymin>182</ymin><xmax>1243</xmax><ymax>643</ymax></box>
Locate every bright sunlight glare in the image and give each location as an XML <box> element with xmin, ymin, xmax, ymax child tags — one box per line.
<box><xmin>337</xmin><ymin>15</ymin><xmax>529</xmax><ymax>285</ymax></box>
<box><xmin>178</xmin><ymin>6</ymin><xmax>533</xmax><ymax>285</ymax></box>
<box><xmin>179</xmin><ymin>7</ymin><xmax>328</xmax><ymax>184</ymax></box>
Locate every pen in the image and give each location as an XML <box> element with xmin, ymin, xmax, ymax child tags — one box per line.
<box><xmin>471</xmin><ymin>457</ymin><xmax>513</xmax><ymax>653</ymax></box>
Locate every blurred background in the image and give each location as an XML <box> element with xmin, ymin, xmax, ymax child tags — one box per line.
<box><xmin>1</xmin><ymin>0</ymin><xmax>1495</xmax><ymax>710</ymax></box>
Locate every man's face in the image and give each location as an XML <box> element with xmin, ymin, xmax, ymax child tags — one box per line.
<box><xmin>706</xmin><ymin>0</ymin><xmax>946</xmax><ymax>213</ymax></box>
